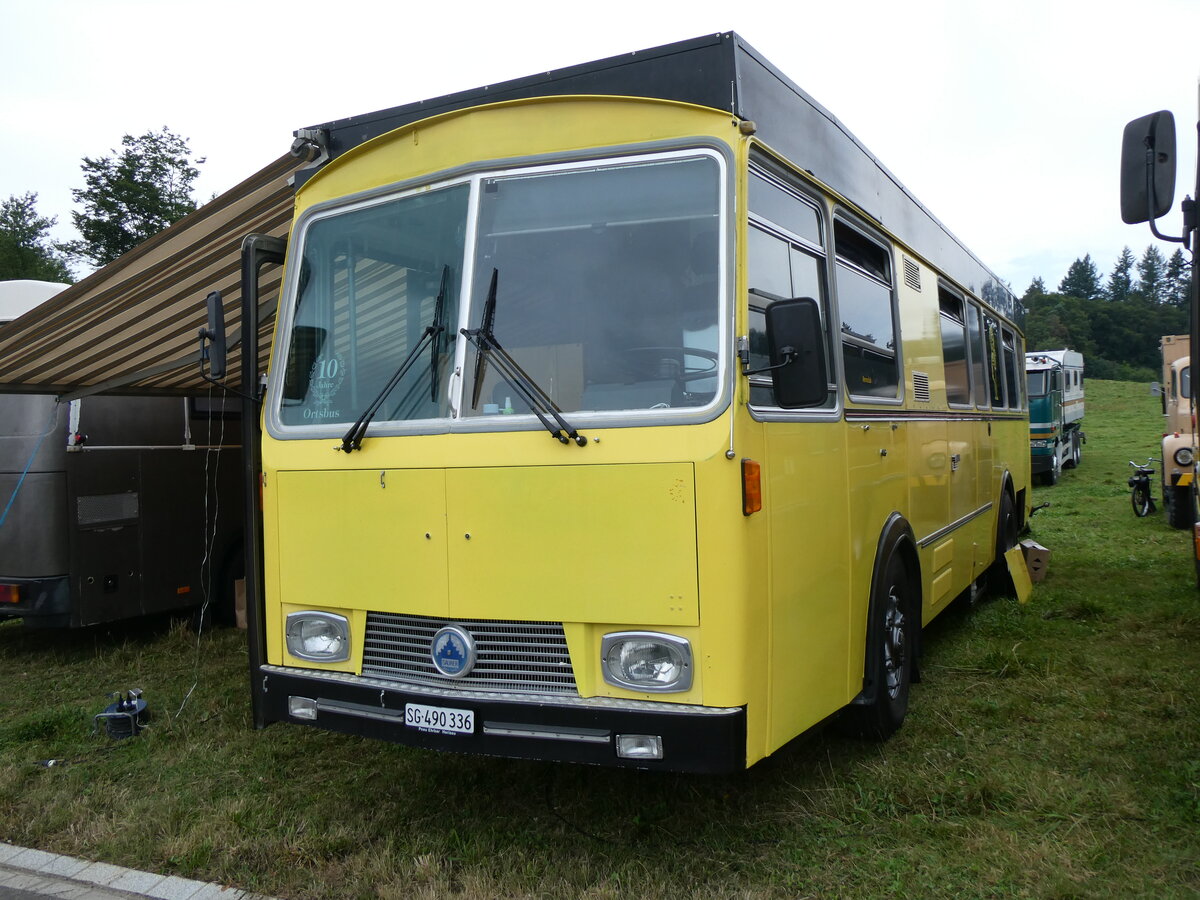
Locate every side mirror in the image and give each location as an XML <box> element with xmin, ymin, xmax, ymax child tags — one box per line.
<box><xmin>765</xmin><ymin>297</ymin><xmax>829</xmax><ymax>409</ymax></box>
<box><xmin>1121</xmin><ymin>110</ymin><xmax>1177</xmax><ymax>225</ymax></box>
<box><xmin>199</xmin><ymin>290</ymin><xmax>227</xmax><ymax>380</ymax></box>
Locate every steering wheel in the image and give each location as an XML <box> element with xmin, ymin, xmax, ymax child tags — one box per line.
<box><xmin>623</xmin><ymin>346</ymin><xmax>718</xmax><ymax>383</ymax></box>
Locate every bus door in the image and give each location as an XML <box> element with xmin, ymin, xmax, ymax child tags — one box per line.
<box><xmin>745</xmin><ymin>168</ymin><xmax>852</xmax><ymax>748</ymax></box>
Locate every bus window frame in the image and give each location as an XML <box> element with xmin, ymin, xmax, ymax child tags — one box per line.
<box><xmin>968</xmin><ymin>301</ymin><xmax>991</xmax><ymax>411</ymax></box>
<box><xmin>833</xmin><ymin>214</ymin><xmax>903</xmax><ymax>406</ymax></box>
<box><xmin>937</xmin><ymin>282</ymin><xmax>972</xmax><ymax>408</ymax></box>
<box><xmin>745</xmin><ymin>158</ymin><xmax>840</xmax><ymax>421</ymax></box>
<box><xmin>264</xmin><ymin>142</ymin><xmax>738</xmax><ymax>441</ymax></box>
<box><xmin>1001</xmin><ymin>326</ymin><xmax>1025</xmax><ymax>411</ymax></box>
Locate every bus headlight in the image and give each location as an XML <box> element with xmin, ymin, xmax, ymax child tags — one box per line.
<box><xmin>601</xmin><ymin>632</ymin><xmax>692</xmax><ymax>692</ymax></box>
<box><xmin>1174</xmin><ymin>447</ymin><xmax>1195</xmax><ymax>467</ymax></box>
<box><xmin>286</xmin><ymin>611</ymin><xmax>350</xmax><ymax>662</ymax></box>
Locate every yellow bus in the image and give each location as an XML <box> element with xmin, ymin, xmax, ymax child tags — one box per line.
<box><xmin>214</xmin><ymin>33</ymin><xmax>1030</xmax><ymax>772</ymax></box>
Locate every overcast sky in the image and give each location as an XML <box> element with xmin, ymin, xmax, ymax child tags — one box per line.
<box><xmin>3</xmin><ymin>0</ymin><xmax>1198</xmax><ymax>294</ymax></box>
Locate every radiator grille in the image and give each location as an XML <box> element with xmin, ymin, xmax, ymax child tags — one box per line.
<box><xmin>362</xmin><ymin>613</ymin><xmax>578</xmax><ymax>695</ymax></box>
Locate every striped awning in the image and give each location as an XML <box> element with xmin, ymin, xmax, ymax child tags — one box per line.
<box><xmin>0</xmin><ymin>152</ymin><xmax>304</xmax><ymax>399</ymax></box>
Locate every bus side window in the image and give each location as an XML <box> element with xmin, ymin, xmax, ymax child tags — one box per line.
<box><xmin>938</xmin><ymin>286</ymin><xmax>970</xmax><ymax>405</ymax></box>
<box><xmin>1002</xmin><ymin>328</ymin><xmax>1022</xmax><ymax>410</ymax></box>
<box><xmin>746</xmin><ymin>165</ymin><xmax>834</xmax><ymax>410</ymax></box>
<box><xmin>835</xmin><ymin>220</ymin><xmax>899</xmax><ymax>400</ymax></box>
<box><xmin>968</xmin><ymin>303</ymin><xmax>989</xmax><ymax>409</ymax></box>
<box><xmin>984</xmin><ymin>315</ymin><xmax>1006</xmax><ymax>408</ymax></box>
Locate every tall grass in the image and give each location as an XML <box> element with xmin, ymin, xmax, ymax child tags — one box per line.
<box><xmin>0</xmin><ymin>379</ymin><xmax>1196</xmax><ymax>899</ymax></box>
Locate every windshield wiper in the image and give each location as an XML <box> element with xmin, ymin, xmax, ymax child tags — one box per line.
<box><xmin>339</xmin><ymin>265</ymin><xmax>450</xmax><ymax>453</ymax></box>
<box><xmin>460</xmin><ymin>269</ymin><xmax>587</xmax><ymax>447</ymax></box>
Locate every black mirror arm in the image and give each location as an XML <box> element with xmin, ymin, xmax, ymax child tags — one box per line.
<box><xmin>197</xmin><ymin>330</ymin><xmax>262</xmax><ymax>403</ymax></box>
<box><xmin>741</xmin><ymin>346</ymin><xmax>797</xmax><ymax>377</ymax></box>
<box><xmin>1146</xmin><ymin>146</ymin><xmax>1188</xmax><ymax>245</ymax></box>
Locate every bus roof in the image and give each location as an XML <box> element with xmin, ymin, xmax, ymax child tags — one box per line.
<box><xmin>298</xmin><ymin>32</ymin><xmax>1019</xmax><ymax>325</ymax></box>
<box><xmin>1026</xmin><ymin>349</ymin><xmax>1084</xmax><ymax>370</ymax></box>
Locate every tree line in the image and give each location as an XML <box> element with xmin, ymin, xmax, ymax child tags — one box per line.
<box><xmin>1023</xmin><ymin>246</ymin><xmax>1191</xmax><ymax>382</ymax></box>
<box><xmin>0</xmin><ymin>127</ymin><xmax>201</xmax><ymax>284</ymax></box>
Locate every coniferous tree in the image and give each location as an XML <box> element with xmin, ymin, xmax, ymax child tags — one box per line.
<box><xmin>65</xmin><ymin>127</ymin><xmax>201</xmax><ymax>268</ymax></box>
<box><xmin>0</xmin><ymin>192</ymin><xmax>74</xmax><ymax>283</ymax></box>
<box><xmin>1164</xmin><ymin>248</ymin><xmax>1191</xmax><ymax>308</ymax></box>
<box><xmin>1106</xmin><ymin>246</ymin><xmax>1136</xmax><ymax>302</ymax></box>
<box><xmin>1024</xmin><ymin>276</ymin><xmax>1046</xmax><ymax>299</ymax></box>
<box><xmin>1058</xmin><ymin>254</ymin><xmax>1102</xmax><ymax>299</ymax></box>
<box><xmin>1136</xmin><ymin>244</ymin><xmax>1168</xmax><ymax>303</ymax></box>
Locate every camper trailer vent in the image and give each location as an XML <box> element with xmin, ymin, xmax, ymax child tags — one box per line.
<box><xmin>903</xmin><ymin>256</ymin><xmax>922</xmax><ymax>292</ymax></box>
<box><xmin>912</xmin><ymin>371</ymin><xmax>931</xmax><ymax>402</ymax></box>
<box><xmin>77</xmin><ymin>493</ymin><xmax>139</xmax><ymax>527</ymax></box>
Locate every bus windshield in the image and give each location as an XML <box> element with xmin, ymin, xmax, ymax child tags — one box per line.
<box><xmin>276</xmin><ymin>152</ymin><xmax>722</xmax><ymax>429</ymax></box>
<box><xmin>1026</xmin><ymin>370</ymin><xmax>1048</xmax><ymax>397</ymax></box>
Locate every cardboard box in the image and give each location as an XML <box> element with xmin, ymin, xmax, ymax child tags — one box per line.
<box><xmin>235</xmin><ymin>578</ymin><xmax>247</xmax><ymax>630</ymax></box>
<box><xmin>1020</xmin><ymin>540</ymin><xmax>1051</xmax><ymax>583</ymax></box>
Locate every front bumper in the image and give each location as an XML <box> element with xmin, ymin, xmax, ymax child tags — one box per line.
<box><xmin>258</xmin><ymin>664</ymin><xmax>747</xmax><ymax>773</ymax></box>
<box><xmin>1029</xmin><ymin>451</ymin><xmax>1053</xmax><ymax>475</ymax></box>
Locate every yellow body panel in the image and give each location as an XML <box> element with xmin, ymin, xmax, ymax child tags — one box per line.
<box><xmin>444</xmin><ymin>463</ymin><xmax>698</xmax><ymax>624</ymax></box>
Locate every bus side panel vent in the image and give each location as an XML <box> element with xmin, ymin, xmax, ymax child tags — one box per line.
<box><xmin>902</xmin><ymin>256</ymin><xmax>922</xmax><ymax>292</ymax></box>
<box><xmin>912</xmin><ymin>371</ymin><xmax>931</xmax><ymax>402</ymax></box>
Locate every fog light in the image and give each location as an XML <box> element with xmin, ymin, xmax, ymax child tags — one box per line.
<box><xmin>288</xmin><ymin>696</ymin><xmax>318</xmax><ymax>720</ymax></box>
<box><xmin>616</xmin><ymin>734</ymin><xmax>664</xmax><ymax>760</ymax></box>
<box><xmin>285</xmin><ymin>611</ymin><xmax>350</xmax><ymax>662</ymax></box>
<box><xmin>1175</xmin><ymin>447</ymin><xmax>1195</xmax><ymax>467</ymax></box>
<box><xmin>601</xmin><ymin>632</ymin><xmax>692</xmax><ymax>692</ymax></box>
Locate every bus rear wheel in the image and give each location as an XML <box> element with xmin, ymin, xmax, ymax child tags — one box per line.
<box><xmin>837</xmin><ymin>552</ymin><xmax>914</xmax><ymax>740</ymax></box>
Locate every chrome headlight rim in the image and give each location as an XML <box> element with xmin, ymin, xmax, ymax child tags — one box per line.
<box><xmin>285</xmin><ymin>610</ymin><xmax>351</xmax><ymax>663</ymax></box>
<box><xmin>601</xmin><ymin>631</ymin><xmax>693</xmax><ymax>693</ymax></box>
<box><xmin>1174</xmin><ymin>447</ymin><xmax>1195</xmax><ymax>467</ymax></box>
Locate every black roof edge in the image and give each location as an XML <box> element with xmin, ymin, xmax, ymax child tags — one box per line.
<box><xmin>309</xmin><ymin>32</ymin><xmax>734</xmax><ymax>139</ymax></box>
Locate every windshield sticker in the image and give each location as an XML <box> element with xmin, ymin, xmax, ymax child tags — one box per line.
<box><xmin>304</xmin><ymin>353</ymin><xmax>346</xmax><ymax>421</ymax></box>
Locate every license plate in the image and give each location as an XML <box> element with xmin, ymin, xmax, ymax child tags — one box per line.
<box><xmin>404</xmin><ymin>703</ymin><xmax>475</xmax><ymax>735</ymax></box>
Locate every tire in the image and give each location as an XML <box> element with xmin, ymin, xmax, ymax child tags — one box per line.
<box><xmin>986</xmin><ymin>490</ymin><xmax>1020</xmax><ymax>598</ymax></box>
<box><xmin>1167</xmin><ymin>483</ymin><xmax>1198</xmax><ymax>530</ymax></box>
<box><xmin>1132</xmin><ymin>482</ymin><xmax>1154</xmax><ymax>517</ymax></box>
<box><xmin>1064</xmin><ymin>432</ymin><xmax>1081</xmax><ymax>469</ymax></box>
<box><xmin>1044</xmin><ymin>449</ymin><xmax>1061</xmax><ymax>485</ymax></box>
<box><xmin>837</xmin><ymin>552</ymin><xmax>914</xmax><ymax>739</ymax></box>
<box><xmin>996</xmin><ymin>490</ymin><xmax>1018</xmax><ymax>558</ymax></box>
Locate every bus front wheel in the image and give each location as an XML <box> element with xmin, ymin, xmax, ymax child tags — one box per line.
<box><xmin>837</xmin><ymin>551</ymin><xmax>914</xmax><ymax>740</ymax></box>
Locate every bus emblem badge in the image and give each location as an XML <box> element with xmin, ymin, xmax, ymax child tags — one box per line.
<box><xmin>431</xmin><ymin>626</ymin><xmax>476</xmax><ymax>678</ymax></box>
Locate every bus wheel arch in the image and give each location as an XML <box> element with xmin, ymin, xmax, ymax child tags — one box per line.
<box><xmin>837</xmin><ymin>514</ymin><xmax>921</xmax><ymax>739</ymax></box>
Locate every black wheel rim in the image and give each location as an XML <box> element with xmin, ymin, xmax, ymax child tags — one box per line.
<box><xmin>882</xmin><ymin>584</ymin><xmax>907</xmax><ymax>700</ymax></box>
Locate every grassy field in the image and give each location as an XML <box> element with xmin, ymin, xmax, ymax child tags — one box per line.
<box><xmin>1</xmin><ymin>379</ymin><xmax>1197</xmax><ymax>899</ymax></box>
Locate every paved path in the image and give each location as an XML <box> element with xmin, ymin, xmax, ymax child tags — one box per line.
<box><xmin>0</xmin><ymin>844</ymin><xmax>276</xmax><ymax>900</ymax></box>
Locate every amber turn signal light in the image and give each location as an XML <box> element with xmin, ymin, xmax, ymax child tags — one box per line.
<box><xmin>742</xmin><ymin>458</ymin><xmax>762</xmax><ymax>516</ymax></box>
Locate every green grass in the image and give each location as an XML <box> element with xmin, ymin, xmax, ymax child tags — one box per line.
<box><xmin>1</xmin><ymin>378</ymin><xmax>1197</xmax><ymax>899</ymax></box>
